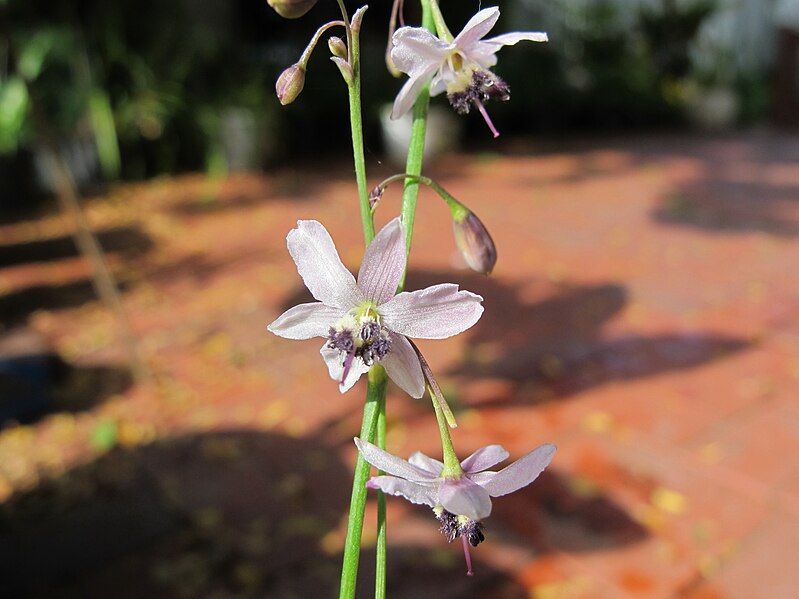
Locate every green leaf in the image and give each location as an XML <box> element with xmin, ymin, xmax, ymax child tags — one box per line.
<box><xmin>0</xmin><ymin>77</ymin><xmax>30</xmax><ymax>154</ymax></box>
<box><xmin>89</xmin><ymin>88</ymin><xmax>121</xmax><ymax>178</ymax></box>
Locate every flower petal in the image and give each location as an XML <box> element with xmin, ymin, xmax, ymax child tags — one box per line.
<box><xmin>287</xmin><ymin>220</ymin><xmax>363</xmax><ymax>310</ymax></box>
<box><xmin>467</xmin><ymin>471</ymin><xmax>496</xmax><ymax>486</ymax></box>
<box><xmin>366</xmin><ymin>475</ymin><xmax>438</xmax><ymax>507</ymax></box>
<box><xmin>320</xmin><ymin>344</ymin><xmax>369</xmax><ymax>393</ymax></box>
<box><xmin>480</xmin><ymin>444</ymin><xmax>556</xmax><ymax>497</ymax></box>
<box><xmin>380</xmin><ymin>283</ymin><xmax>484</xmax><ymax>339</ymax></box>
<box><xmin>391</xmin><ymin>27</ymin><xmax>450</xmax><ymax>76</ymax></box>
<box><xmin>354</xmin><ymin>438</ymin><xmax>438</xmax><ymax>482</ymax></box>
<box><xmin>391</xmin><ymin>62</ymin><xmax>439</xmax><ymax>119</ymax></box>
<box><xmin>357</xmin><ymin>217</ymin><xmax>406</xmax><ymax>304</ymax></box>
<box><xmin>267</xmin><ymin>302</ymin><xmax>344</xmax><ymax>340</ymax></box>
<box><xmin>381</xmin><ymin>333</ymin><xmax>425</xmax><ymax>399</ymax></box>
<box><xmin>454</xmin><ymin>7</ymin><xmax>500</xmax><ymax>50</ymax></box>
<box><xmin>465</xmin><ymin>44</ymin><xmax>500</xmax><ymax>69</ymax></box>
<box><xmin>483</xmin><ymin>31</ymin><xmax>549</xmax><ymax>47</ymax></box>
<box><xmin>408</xmin><ymin>451</ymin><xmax>444</xmax><ymax>476</ymax></box>
<box><xmin>429</xmin><ymin>61</ymin><xmax>457</xmax><ymax>96</ymax></box>
<box><xmin>439</xmin><ymin>476</ymin><xmax>493</xmax><ymax>521</ymax></box>
<box><xmin>460</xmin><ymin>444</ymin><xmax>510</xmax><ymax>473</ymax></box>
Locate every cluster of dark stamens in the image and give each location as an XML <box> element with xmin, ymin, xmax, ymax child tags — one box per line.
<box><xmin>327</xmin><ymin>320</ymin><xmax>392</xmax><ymax>373</ymax></box>
<box><xmin>436</xmin><ymin>510</ymin><xmax>486</xmax><ymax>547</ymax></box>
<box><xmin>447</xmin><ymin>70</ymin><xmax>510</xmax><ymax>115</ymax></box>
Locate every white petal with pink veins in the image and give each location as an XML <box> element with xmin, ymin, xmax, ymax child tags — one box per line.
<box><xmin>287</xmin><ymin>220</ymin><xmax>363</xmax><ymax>310</ymax></box>
<box><xmin>355</xmin><ymin>438</ymin><xmax>438</xmax><ymax>483</ymax></box>
<box><xmin>320</xmin><ymin>344</ymin><xmax>369</xmax><ymax>393</ymax></box>
<box><xmin>381</xmin><ymin>333</ymin><xmax>425</xmax><ymax>399</ymax></box>
<box><xmin>268</xmin><ymin>303</ymin><xmax>344</xmax><ymax>340</ymax></box>
<box><xmin>358</xmin><ymin>217</ymin><xmax>407</xmax><ymax>304</ymax></box>
<box><xmin>380</xmin><ymin>283</ymin><xmax>483</xmax><ymax>339</ymax></box>
<box><xmin>481</xmin><ymin>444</ymin><xmax>556</xmax><ymax>497</ymax></box>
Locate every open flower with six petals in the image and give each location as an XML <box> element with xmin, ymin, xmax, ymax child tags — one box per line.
<box><xmin>268</xmin><ymin>217</ymin><xmax>484</xmax><ymax>397</ymax></box>
<box><xmin>390</xmin><ymin>6</ymin><xmax>548</xmax><ymax>137</ymax></box>
<box><xmin>355</xmin><ymin>437</ymin><xmax>556</xmax><ymax>574</ymax></box>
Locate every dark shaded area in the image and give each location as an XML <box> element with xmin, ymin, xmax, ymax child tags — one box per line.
<box><xmin>0</xmin><ymin>278</ymin><xmax>131</xmax><ymax>327</ymax></box>
<box><xmin>403</xmin><ymin>271</ymin><xmax>748</xmax><ymax>408</ymax></box>
<box><xmin>0</xmin><ymin>328</ymin><xmax>133</xmax><ymax>426</ymax></box>
<box><xmin>492</xmin><ymin>469</ymin><xmax>648</xmax><ymax>555</ymax></box>
<box><xmin>0</xmin><ymin>226</ymin><xmax>153</xmax><ymax>267</ymax></box>
<box><xmin>0</xmin><ymin>429</ymin><xmax>533</xmax><ymax>598</ymax></box>
<box><xmin>643</xmin><ymin>134</ymin><xmax>799</xmax><ymax>237</ymax></box>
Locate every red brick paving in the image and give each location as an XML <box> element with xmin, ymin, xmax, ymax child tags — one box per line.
<box><xmin>1</xmin><ymin>132</ymin><xmax>798</xmax><ymax>597</ymax></box>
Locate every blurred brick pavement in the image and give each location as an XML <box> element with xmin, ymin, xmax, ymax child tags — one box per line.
<box><xmin>1</xmin><ymin>132</ymin><xmax>798</xmax><ymax>598</ymax></box>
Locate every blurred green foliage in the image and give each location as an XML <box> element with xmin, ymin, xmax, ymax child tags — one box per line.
<box><xmin>0</xmin><ymin>0</ymin><xmax>771</xmax><ymax>201</ymax></box>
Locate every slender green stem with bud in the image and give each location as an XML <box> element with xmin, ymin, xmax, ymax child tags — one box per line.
<box><xmin>374</xmin><ymin>173</ymin><xmax>469</xmax><ymax>221</ymax></box>
<box><xmin>338</xmin><ymin>5</ymin><xmax>386</xmax><ymax>598</ymax></box>
<box><xmin>340</xmin><ymin>2</ymin><xmax>436</xmax><ymax>597</ymax></box>
<box><xmin>398</xmin><ymin>0</ymin><xmax>435</xmax><ymax>291</ymax></box>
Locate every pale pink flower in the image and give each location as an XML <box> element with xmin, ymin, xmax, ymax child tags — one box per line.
<box><xmin>355</xmin><ymin>437</ymin><xmax>556</xmax><ymax>575</ymax></box>
<box><xmin>267</xmin><ymin>217</ymin><xmax>483</xmax><ymax>398</ymax></box>
<box><xmin>390</xmin><ymin>7</ymin><xmax>548</xmax><ymax>137</ymax></box>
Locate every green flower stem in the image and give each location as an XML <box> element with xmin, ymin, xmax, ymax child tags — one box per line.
<box><xmin>429</xmin><ymin>0</ymin><xmax>454</xmax><ymax>42</ymax></box>
<box><xmin>375</xmin><ymin>389</ymin><xmax>387</xmax><ymax>599</ymax></box>
<box><xmin>338</xmin><ymin>6</ymin><xmax>386</xmax><ymax>598</ymax></box>
<box><xmin>345</xmin><ymin>15</ymin><xmax>374</xmax><ymax>245</ymax></box>
<box><xmin>431</xmin><ymin>387</ymin><xmax>463</xmax><ymax>477</ymax></box>
<box><xmin>298</xmin><ymin>21</ymin><xmax>347</xmax><ymax>68</ymax></box>
<box><xmin>398</xmin><ymin>0</ymin><xmax>436</xmax><ymax>292</ymax></box>
<box><xmin>339</xmin><ymin>367</ymin><xmax>388</xmax><ymax>599</ymax></box>
<box><xmin>374</xmin><ymin>173</ymin><xmax>470</xmax><ymax>222</ymax></box>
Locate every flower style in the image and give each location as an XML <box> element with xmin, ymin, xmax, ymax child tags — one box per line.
<box><xmin>355</xmin><ymin>437</ymin><xmax>556</xmax><ymax>575</ymax></box>
<box><xmin>390</xmin><ymin>7</ymin><xmax>548</xmax><ymax>137</ymax></box>
<box><xmin>267</xmin><ymin>217</ymin><xmax>484</xmax><ymax>398</ymax></box>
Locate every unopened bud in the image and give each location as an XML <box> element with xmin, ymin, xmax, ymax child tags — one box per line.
<box><xmin>328</xmin><ymin>36</ymin><xmax>347</xmax><ymax>59</ymax></box>
<box><xmin>276</xmin><ymin>64</ymin><xmax>305</xmax><ymax>105</ymax></box>
<box><xmin>267</xmin><ymin>0</ymin><xmax>317</xmax><ymax>19</ymax></box>
<box><xmin>369</xmin><ymin>186</ymin><xmax>384</xmax><ymax>210</ymax></box>
<box><xmin>330</xmin><ymin>57</ymin><xmax>353</xmax><ymax>86</ymax></box>
<box><xmin>350</xmin><ymin>6</ymin><xmax>368</xmax><ymax>32</ymax></box>
<box><xmin>452</xmin><ymin>211</ymin><xmax>497</xmax><ymax>275</ymax></box>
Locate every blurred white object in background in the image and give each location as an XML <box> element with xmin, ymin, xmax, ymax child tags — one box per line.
<box><xmin>776</xmin><ymin>0</ymin><xmax>799</xmax><ymax>30</ymax></box>
<box><xmin>380</xmin><ymin>105</ymin><xmax>462</xmax><ymax>166</ymax></box>
<box><xmin>684</xmin><ymin>83</ymin><xmax>740</xmax><ymax>130</ymax></box>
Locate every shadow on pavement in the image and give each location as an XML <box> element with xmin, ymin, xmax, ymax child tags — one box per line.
<box><xmin>0</xmin><ymin>426</ymin><xmax>646</xmax><ymax>598</ymax></box>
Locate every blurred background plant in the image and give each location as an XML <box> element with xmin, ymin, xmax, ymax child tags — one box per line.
<box><xmin>0</xmin><ymin>0</ymin><xmax>781</xmax><ymax>210</ymax></box>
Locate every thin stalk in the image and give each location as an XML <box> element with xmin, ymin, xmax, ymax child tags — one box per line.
<box><xmin>431</xmin><ymin>387</ymin><xmax>463</xmax><ymax>476</ymax></box>
<box><xmin>298</xmin><ymin>21</ymin><xmax>347</xmax><ymax>67</ymax></box>
<box><xmin>346</xmin><ymin>21</ymin><xmax>374</xmax><ymax>244</ymax></box>
<box><xmin>428</xmin><ymin>0</ymin><xmax>454</xmax><ymax>42</ymax></box>
<box><xmin>339</xmin><ymin>367</ymin><xmax>388</xmax><ymax>599</ymax></box>
<box><xmin>373</xmin><ymin>173</ymin><xmax>469</xmax><ymax>221</ymax></box>
<box><xmin>339</xmin><ymin>8</ymin><xmax>384</xmax><ymax>598</ymax></box>
<box><xmin>41</xmin><ymin>143</ymin><xmax>150</xmax><ymax>384</ymax></box>
<box><xmin>398</xmin><ymin>0</ymin><xmax>436</xmax><ymax>291</ymax></box>
<box><xmin>375</xmin><ymin>390</ymin><xmax>387</xmax><ymax>599</ymax></box>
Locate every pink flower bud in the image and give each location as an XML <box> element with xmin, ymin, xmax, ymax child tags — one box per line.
<box><xmin>452</xmin><ymin>212</ymin><xmax>497</xmax><ymax>275</ymax></box>
<box><xmin>328</xmin><ymin>36</ymin><xmax>347</xmax><ymax>59</ymax></box>
<box><xmin>275</xmin><ymin>64</ymin><xmax>305</xmax><ymax>106</ymax></box>
<box><xmin>267</xmin><ymin>0</ymin><xmax>317</xmax><ymax>19</ymax></box>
